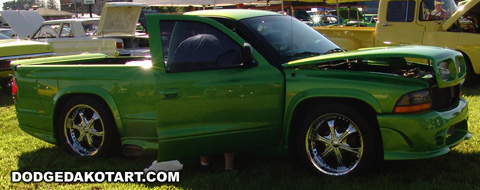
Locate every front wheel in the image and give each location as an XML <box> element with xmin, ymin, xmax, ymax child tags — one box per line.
<box><xmin>58</xmin><ymin>96</ymin><xmax>119</xmax><ymax>156</ymax></box>
<box><xmin>296</xmin><ymin>104</ymin><xmax>381</xmax><ymax>176</ymax></box>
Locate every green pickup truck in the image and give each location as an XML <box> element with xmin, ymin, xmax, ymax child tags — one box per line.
<box><xmin>11</xmin><ymin>10</ymin><xmax>471</xmax><ymax>176</ymax></box>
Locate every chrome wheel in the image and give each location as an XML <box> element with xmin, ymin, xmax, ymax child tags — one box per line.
<box><xmin>63</xmin><ymin>104</ymin><xmax>105</xmax><ymax>156</ymax></box>
<box><xmin>305</xmin><ymin>113</ymin><xmax>364</xmax><ymax>176</ymax></box>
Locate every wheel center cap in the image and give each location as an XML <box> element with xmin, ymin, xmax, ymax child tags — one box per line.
<box><xmin>332</xmin><ymin>140</ymin><xmax>340</xmax><ymax>147</ymax></box>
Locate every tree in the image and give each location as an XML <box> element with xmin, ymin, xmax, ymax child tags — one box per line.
<box><xmin>46</xmin><ymin>0</ymin><xmax>58</xmax><ymax>10</ymax></box>
<box><xmin>35</xmin><ymin>0</ymin><xmax>45</xmax><ymax>8</ymax></box>
<box><xmin>2</xmin><ymin>0</ymin><xmax>37</xmax><ymax>10</ymax></box>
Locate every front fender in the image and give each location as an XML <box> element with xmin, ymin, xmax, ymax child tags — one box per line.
<box><xmin>53</xmin><ymin>85</ymin><xmax>125</xmax><ymax>138</ymax></box>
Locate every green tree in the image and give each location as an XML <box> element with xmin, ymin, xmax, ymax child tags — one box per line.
<box><xmin>2</xmin><ymin>0</ymin><xmax>38</xmax><ymax>10</ymax></box>
<box><xmin>46</xmin><ymin>0</ymin><xmax>58</xmax><ymax>10</ymax></box>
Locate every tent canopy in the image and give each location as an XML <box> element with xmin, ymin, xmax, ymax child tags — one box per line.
<box><xmin>132</xmin><ymin>0</ymin><xmax>282</xmax><ymax>7</ymax></box>
<box><xmin>133</xmin><ymin>0</ymin><xmax>375</xmax><ymax>7</ymax></box>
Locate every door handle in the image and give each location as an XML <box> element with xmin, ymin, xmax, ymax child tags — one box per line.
<box><xmin>160</xmin><ymin>89</ymin><xmax>180</xmax><ymax>99</ymax></box>
<box><xmin>382</xmin><ymin>23</ymin><xmax>390</xmax><ymax>26</ymax></box>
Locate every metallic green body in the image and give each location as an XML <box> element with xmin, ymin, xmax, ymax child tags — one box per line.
<box><xmin>12</xmin><ymin>10</ymin><xmax>470</xmax><ymax>161</ymax></box>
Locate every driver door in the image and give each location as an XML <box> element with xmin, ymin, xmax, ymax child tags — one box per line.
<box><xmin>148</xmin><ymin>15</ymin><xmax>285</xmax><ymax>161</ymax></box>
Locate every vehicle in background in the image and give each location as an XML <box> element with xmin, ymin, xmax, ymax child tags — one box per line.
<box><xmin>294</xmin><ymin>9</ymin><xmax>313</xmax><ymax>25</ymax></box>
<box><xmin>364</xmin><ymin>13</ymin><xmax>378</xmax><ymax>26</ymax></box>
<box><xmin>0</xmin><ymin>33</ymin><xmax>11</xmax><ymax>39</ymax></box>
<box><xmin>30</xmin><ymin>18</ymin><xmax>122</xmax><ymax>56</ymax></box>
<box><xmin>0</xmin><ymin>39</ymin><xmax>54</xmax><ymax>90</ymax></box>
<box><xmin>330</xmin><ymin>7</ymin><xmax>368</xmax><ymax>26</ymax></box>
<box><xmin>318</xmin><ymin>14</ymin><xmax>344</xmax><ymax>26</ymax></box>
<box><xmin>314</xmin><ymin>0</ymin><xmax>480</xmax><ymax>85</ymax></box>
<box><xmin>2</xmin><ymin>2</ymin><xmax>149</xmax><ymax>57</ymax></box>
<box><xmin>0</xmin><ymin>28</ymin><xmax>16</xmax><ymax>38</ymax></box>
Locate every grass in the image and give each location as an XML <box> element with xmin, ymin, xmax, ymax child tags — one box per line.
<box><xmin>1</xmin><ymin>81</ymin><xmax>479</xmax><ymax>190</ymax></box>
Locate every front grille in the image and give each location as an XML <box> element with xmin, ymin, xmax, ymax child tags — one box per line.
<box><xmin>431</xmin><ymin>85</ymin><xmax>460</xmax><ymax>111</ymax></box>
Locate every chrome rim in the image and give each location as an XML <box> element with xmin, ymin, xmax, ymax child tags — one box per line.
<box><xmin>306</xmin><ymin>113</ymin><xmax>363</xmax><ymax>176</ymax></box>
<box><xmin>63</xmin><ymin>104</ymin><xmax>105</xmax><ymax>156</ymax></box>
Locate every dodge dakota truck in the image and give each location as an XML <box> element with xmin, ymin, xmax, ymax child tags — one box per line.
<box><xmin>315</xmin><ymin>0</ymin><xmax>480</xmax><ymax>85</ymax></box>
<box><xmin>11</xmin><ymin>9</ymin><xmax>471</xmax><ymax>176</ymax></box>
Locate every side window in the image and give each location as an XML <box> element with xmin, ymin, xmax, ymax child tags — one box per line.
<box><xmin>159</xmin><ymin>20</ymin><xmax>243</xmax><ymax>73</ymax></box>
<box><xmin>33</xmin><ymin>24</ymin><xmax>60</xmax><ymax>39</ymax></box>
<box><xmin>420</xmin><ymin>0</ymin><xmax>454</xmax><ymax>21</ymax></box>
<box><xmin>59</xmin><ymin>23</ymin><xmax>72</xmax><ymax>38</ymax></box>
<box><xmin>386</xmin><ymin>1</ymin><xmax>416</xmax><ymax>22</ymax></box>
<box><xmin>82</xmin><ymin>21</ymin><xmax>99</xmax><ymax>36</ymax></box>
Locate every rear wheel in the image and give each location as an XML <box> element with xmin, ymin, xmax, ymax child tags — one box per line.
<box><xmin>296</xmin><ymin>104</ymin><xmax>381</xmax><ymax>176</ymax></box>
<box><xmin>58</xmin><ymin>96</ymin><xmax>119</xmax><ymax>156</ymax></box>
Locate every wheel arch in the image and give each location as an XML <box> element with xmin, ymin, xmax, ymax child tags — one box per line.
<box><xmin>52</xmin><ymin>86</ymin><xmax>125</xmax><ymax>144</ymax></box>
<box><xmin>284</xmin><ymin>96</ymin><xmax>383</xmax><ymax>154</ymax></box>
<box><xmin>455</xmin><ymin>49</ymin><xmax>476</xmax><ymax>85</ymax></box>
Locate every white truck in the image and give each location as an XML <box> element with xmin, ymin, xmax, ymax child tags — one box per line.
<box><xmin>1</xmin><ymin>2</ymin><xmax>149</xmax><ymax>56</ymax></box>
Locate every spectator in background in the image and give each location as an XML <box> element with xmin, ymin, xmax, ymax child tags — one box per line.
<box><xmin>427</xmin><ymin>0</ymin><xmax>448</xmax><ymax>20</ymax></box>
<box><xmin>236</xmin><ymin>3</ymin><xmax>245</xmax><ymax>9</ymax></box>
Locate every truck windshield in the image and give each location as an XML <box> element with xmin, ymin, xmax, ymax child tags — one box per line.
<box><xmin>240</xmin><ymin>15</ymin><xmax>341</xmax><ymax>62</ymax></box>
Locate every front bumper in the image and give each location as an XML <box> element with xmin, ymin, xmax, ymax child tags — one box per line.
<box><xmin>378</xmin><ymin>97</ymin><xmax>471</xmax><ymax>160</ymax></box>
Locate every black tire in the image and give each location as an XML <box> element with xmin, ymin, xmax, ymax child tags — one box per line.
<box><xmin>58</xmin><ymin>96</ymin><xmax>119</xmax><ymax>156</ymax></box>
<box><xmin>462</xmin><ymin>55</ymin><xmax>476</xmax><ymax>86</ymax></box>
<box><xmin>295</xmin><ymin>103</ymin><xmax>381</xmax><ymax>176</ymax></box>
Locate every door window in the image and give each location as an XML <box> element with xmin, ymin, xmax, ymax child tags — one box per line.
<box><xmin>159</xmin><ymin>21</ymin><xmax>243</xmax><ymax>73</ymax></box>
<box><xmin>386</xmin><ymin>1</ymin><xmax>416</xmax><ymax>22</ymax></box>
<box><xmin>33</xmin><ymin>24</ymin><xmax>61</xmax><ymax>39</ymax></box>
<box><xmin>60</xmin><ymin>23</ymin><xmax>72</xmax><ymax>38</ymax></box>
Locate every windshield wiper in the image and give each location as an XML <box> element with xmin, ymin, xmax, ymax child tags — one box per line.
<box><xmin>324</xmin><ymin>48</ymin><xmax>346</xmax><ymax>54</ymax></box>
<box><xmin>283</xmin><ymin>51</ymin><xmax>322</xmax><ymax>60</ymax></box>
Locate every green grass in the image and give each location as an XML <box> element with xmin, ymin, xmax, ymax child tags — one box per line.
<box><xmin>1</xmin><ymin>82</ymin><xmax>480</xmax><ymax>190</ymax></box>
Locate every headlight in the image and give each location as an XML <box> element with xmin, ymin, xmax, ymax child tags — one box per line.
<box><xmin>394</xmin><ymin>89</ymin><xmax>431</xmax><ymax>113</ymax></box>
<box><xmin>436</xmin><ymin>60</ymin><xmax>455</xmax><ymax>81</ymax></box>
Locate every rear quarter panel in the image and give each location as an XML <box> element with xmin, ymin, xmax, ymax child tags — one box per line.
<box><xmin>14</xmin><ymin>63</ymin><xmax>157</xmax><ymax>142</ymax></box>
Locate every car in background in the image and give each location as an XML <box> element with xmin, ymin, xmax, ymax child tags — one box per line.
<box><xmin>364</xmin><ymin>13</ymin><xmax>378</xmax><ymax>27</ymax></box>
<box><xmin>3</xmin><ymin>2</ymin><xmax>149</xmax><ymax>57</ymax></box>
<box><xmin>0</xmin><ymin>33</ymin><xmax>11</xmax><ymax>39</ymax></box>
<box><xmin>294</xmin><ymin>9</ymin><xmax>313</xmax><ymax>26</ymax></box>
<box><xmin>0</xmin><ymin>39</ymin><xmax>54</xmax><ymax>90</ymax></box>
<box><xmin>330</xmin><ymin>7</ymin><xmax>368</xmax><ymax>26</ymax></box>
<box><xmin>0</xmin><ymin>28</ymin><xmax>15</xmax><ymax>38</ymax></box>
<box><xmin>317</xmin><ymin>15</ymin><xmax>344</xmax><ymax>26</ymax></box>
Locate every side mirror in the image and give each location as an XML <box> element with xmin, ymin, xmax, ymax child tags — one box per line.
<box><xmin>242</xmin><ymin>43</ymin><xmax>255</xmax><ymax>66</ymax></box>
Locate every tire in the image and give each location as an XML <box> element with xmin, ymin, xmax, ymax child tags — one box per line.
<box><xmin>295</xmin><ymin>103</ymin><xmax>381</xmax><ymax>176</ymax></box>
<box><xmin>462</xmin><ymin>55</ymin><xmax>476</xmax><ymax>86</ymax></box>
<box><xmin>58</xmin><ymin>96</ymin><xmax>119</xmax><ymax>156</ymax></box>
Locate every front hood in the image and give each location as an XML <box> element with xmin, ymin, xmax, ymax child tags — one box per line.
<box><xmin>0</xmin><ymin>39</ymin><xmax>54</xmax><ymax>60</ymax></box>
<box><xmin>283</xmin><ymin>45</ymin><xmax>465</xmax><ymax>88</ymax></box>
<box><xmin>443</xmin><ymin>0</ymin><xmax>479</xmax><ymax>30</ymax></box>
<box><xmin>0</xmin><ymin>10</ymin><xmax>45</xmax><ymax>39</ymax></box>
<box><xmin>96</xmin><ymin>2</ymin><xmax>149</xmax><ymax>37</ymax></box>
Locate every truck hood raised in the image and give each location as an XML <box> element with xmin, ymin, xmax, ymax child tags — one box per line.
<box><xmin>96</xmin><ymin>2</ymin><xmax>149</xmax><ymax>37</ymax></box>
<box><xmin>282</xmin><ymin>45</ymin><xmax>465</xmax><ymax>88</ymax></box>
<box><xmin>442</xmin><ymin>0</ymin><xmax>480</xmax><ymax>30</ymax></box>
<box><xmin>0</xmin><ymin>10</ymin><xmax>45</xmax><ymax>39</ymax></box>
<box><xmin>0</xmin><ymin>39</ymin><xmax>54</xmax><ymax>60</ymax></box>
